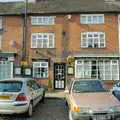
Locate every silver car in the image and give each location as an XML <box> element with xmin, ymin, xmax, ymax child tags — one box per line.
<box><xmin>0</xmin><ymin>78</ymin><xmax>45</xmax><ymax>117</ymax></box>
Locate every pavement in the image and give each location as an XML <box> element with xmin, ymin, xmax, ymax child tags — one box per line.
<box><xmin>45</xmin><ymin>90</ymin><xmax>65</xmax><ymax>98</ymax></box>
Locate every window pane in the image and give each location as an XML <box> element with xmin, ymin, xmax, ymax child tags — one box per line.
<box><xmin>98</xmin><ymin>16</ymin><xmax>104</xmax><ymax>23</ymax></box>
<box><xmin>31</xmin><ymin>35</ymin><xmax>37</xmax><ymax>48</ymax></box>
<box><xmin>37</xmin><ymin>39</ymin><xmax>42</xmax><ymax>48</ymax></box>
<box><xmin>49</xmin><ymin>34</ymin><xmax>54</xmax><ymax>48</ymax></box>
<box><xmin>33</xmin><ymin>62</ymin><xmax>48</xmax><ymax>78</ymax></box>
<box><xmin>88</xmin><ymin>16</ymin><xmax>92</xmax><ymax>23</ymax></box>
<box><xmin>80</xmin><ymin>16</ymin><xmax>86</xmax><ymax>24</ymax></box>
<box><xmin>93</xmin><ymin>16</ymin><xmax>97</xmax><ymax>23</ymax></box>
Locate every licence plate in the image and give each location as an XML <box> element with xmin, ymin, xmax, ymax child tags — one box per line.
<box><xmin>0</xmin><ymin>96</ymin><xmax>10</xmax><ymax>100</ymax></box>
<box><xmin>93</xmin><ymin>115</ymin><xmax>111</xmax><ymax>120</ymax></box>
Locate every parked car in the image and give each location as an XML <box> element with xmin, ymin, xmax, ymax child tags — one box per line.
<box><xmin>111</xmin><ymin>82</ymin><xmax>120</xmax><ymax>100</ymax></box>
<box><xmin>0</xmin><ymin>78</ymin><xmax>45</xmax><ymax>117</ymax></box>
<box><xmin>65</xmin><ymin>79</ymin><xmax>120</xmax><ymax>120</ymax></box>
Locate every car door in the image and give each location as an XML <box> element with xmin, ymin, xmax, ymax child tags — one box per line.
<box><xmin>31</xmin><ymin>80</ymin><xmax>43</xmax><ymax>106</ymax></box>
<box><xmin>27</xmin><ymin>80</ymin><xmax>36</xmax><ymax>105</ymax></box>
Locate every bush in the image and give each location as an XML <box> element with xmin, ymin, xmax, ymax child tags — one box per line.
<box><xmin>48</xmin><ymin>79</ymin><xmax>52</xmax><ymax>88</ymax></box>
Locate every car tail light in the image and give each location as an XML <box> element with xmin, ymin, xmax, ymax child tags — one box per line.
<box><xmin>16</xmin><ymin>93</ymin><xmax>27</xmax><ymax>101</ymax></box>
<box><xmin>72</xmin><ymin>106</ymin><xmax>79</xmax><ymax>113</ymax></box>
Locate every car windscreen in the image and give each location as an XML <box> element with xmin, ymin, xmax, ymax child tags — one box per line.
<box><xmin>72</xmin><ymin>80</ymin><xmax>108</xmax><ymax>93</ymax></box>
<box><xmin>0</xmin><ymin>81</ymin><xmax>23</xmax><ymax>92</ymax></box>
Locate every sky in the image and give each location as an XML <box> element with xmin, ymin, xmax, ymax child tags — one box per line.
<box><xmin>0</xmin><ymin>0</ymin><xmax>23</xmax><ymax>2</ymax></box>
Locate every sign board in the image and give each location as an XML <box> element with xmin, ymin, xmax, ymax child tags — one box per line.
<box><xmin>67</xmin><ymin>66</ymin><xmax>74</xmax><ymax>76</ymax></box>
<box><xmin>21</xmin><ymin>61</ymin><xmax>28</xmax><ymax>66</ymax></box>
<box><xmin>13</xmin><ymin>65</ymin><xmax>32</xmax><ymax>77</ymax></box>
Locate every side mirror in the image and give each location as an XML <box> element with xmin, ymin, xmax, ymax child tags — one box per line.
<box><xmin>64</xmin><ymin>90</ymin><xmax>69</xmax><ymax>93</ymax></box>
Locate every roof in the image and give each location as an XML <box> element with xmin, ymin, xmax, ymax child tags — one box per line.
<box><xmin>0</xmin><ymin>0</ymin><xmax>120</xmax><ymax>15</ymax></box>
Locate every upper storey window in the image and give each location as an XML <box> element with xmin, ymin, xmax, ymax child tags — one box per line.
<box><xmin>80</xmin><ymin>14</ymin><xmax>104</xmax><ymax>24</ymax></box>
<box><xmin>31</xmin><ymin>16</ymin><xmax>55</xmax><ymax>25</ymax></box>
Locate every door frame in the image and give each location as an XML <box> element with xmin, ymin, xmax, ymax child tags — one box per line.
<box><xmin>54</xmin><ymin>62</ymin><xmax>66</xmax><ymax>90</ymax></box>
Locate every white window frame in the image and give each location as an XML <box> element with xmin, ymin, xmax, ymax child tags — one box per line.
<box><xmin>0</xmin><ymin>35</ymin><xmax>2</xmax><ymax>49</ymax></box>
<box><xmin>75</xmin><ymin>59</ymin><xmax>119</xmax><ymax>80</ymax></box>
<box><xmin>0</xmin><ymin>17</ymin><xmax>3</xmax><ymax>29</ymax></box>
<box><xmin>81</xmin><ymin>32</ymin><xmax>105</xmax><ymax>48</ymax></box>
<box><xmin>31</xmin><ymin>16</ymin><xmax>55</xmax><ymax>25</ymax></box>
<box><xmin>33</xmin><ymin>61</ymin><xmax>48</xmax><ymax>78</ymax></box>
<box><xmin>80</xmin><ymin>14</ymin><xmax>104</xmax><ymax>24</ymax></box>
<box><xmin>0</xmin><ymin>61</ymin><xmax>13</xmax><ymax>80</ymax></box>
<box><xmin>31</xmin><ymin>33</ymin><xmax>55</xmax><ymax>48</ymax></box>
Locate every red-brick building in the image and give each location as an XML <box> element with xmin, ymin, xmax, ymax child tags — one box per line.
<box><xmin>0</xmin><ymin>0</ymin><xmax>120</xmax><ymax>89</ymax></box>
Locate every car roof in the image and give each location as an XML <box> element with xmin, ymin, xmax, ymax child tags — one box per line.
<box><xmin>0</xmin><ymin>77</ymin><xmax>33</xmax><ymax>82</ymax></box>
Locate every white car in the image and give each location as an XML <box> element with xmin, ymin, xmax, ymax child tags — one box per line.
<box><xmin>0</xmin><ymin>78</ymin><xmax>45</xmax><ymax>117</ymax></box>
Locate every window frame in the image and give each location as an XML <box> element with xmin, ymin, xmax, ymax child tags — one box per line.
<box><xmin>81</xmin><ymin>32</ymin><xmax>105</xmax><ymax>48</ymax></box>
<box><xmin>31</xmin><ymin>33</ymin><xmax>55</xmax><ymax>48</ymax></box>
<box><xmin>80</xmin><ymin>14</ymin><xmax>104</xmax><ymax>24</ymax></box>
<box><xmin>75</xmin><ymin>59</ymin><xmax>119</xmax><ymax>80</ymax></box>
<box><xmin>31</xmin><ymin>16</ymin><xmax>55</xmax><ymax>25</ymax></box>
<box><xmin>33</xmin><ymin>61</ymin><xmax>48</xmax><ymax>78</ymax></box>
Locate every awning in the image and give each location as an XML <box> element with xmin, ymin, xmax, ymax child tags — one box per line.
<box><xmin>0</xmin><ymin>52</ymin><xmax>16</xmax><ymax>57</ymax></box>
<box><xmin>72</xmin><ymin>53</ymin><xmax>120</xmax><ymax>58</ymax></box>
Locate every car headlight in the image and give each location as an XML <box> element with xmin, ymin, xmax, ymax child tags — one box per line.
<box><xmin>79</xmin><ymin>107</ymin><xmax>92</xmax><ymax>114</ymax></box>
<box><xmin>108</xmin><ymin>106</ymin><xmax>120</xmax><ymax>112</ymax></box>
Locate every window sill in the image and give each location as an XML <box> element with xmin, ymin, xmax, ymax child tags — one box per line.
<box><xmin>81</xmin><ymin>47</ymin><xmax>106</xmax><ymax>49</ymax></box>
<box><xmin>35</xmin><ymin>78</ymin><xmax>48</xmax><ymax>79</ymax></box>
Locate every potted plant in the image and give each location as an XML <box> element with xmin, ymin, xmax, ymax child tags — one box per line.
<box><xmin>48</xmin><ymin>79</ymin><xmax>52</xmax><ymax>91</ymax></box>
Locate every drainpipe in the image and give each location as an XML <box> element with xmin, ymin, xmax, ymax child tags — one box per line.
<box><xmin>22</xmin><ymin>0</ymin><xmax>28</xmax><ymax>61</ymax></box>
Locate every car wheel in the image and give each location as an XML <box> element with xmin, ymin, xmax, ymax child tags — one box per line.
<box><xmin>41</xmin><ymin>92</ymin><xmax>45</xmax><ymax>103</ymax></box>
<box><xmin>25</xmin><ymin>102</ymin><xmax>33</xmax><ymax>117</ymax></box>
<box><xmin>112</xmin><ymin>91</ymin><xmax>116</xmax><ymax>96</ymax></box>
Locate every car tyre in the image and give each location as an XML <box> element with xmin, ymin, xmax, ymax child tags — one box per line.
<box><xmin>112</xmin><ymin>91</ymin><xmax>116</xmax><ymax>96</ymax></box>
<box><xmin>41</xmin><ymin>92</ymin><xmax>45</xmax><ymax>103</ymax></box>
<box><xmin>25</xmin><ymin>102</ymin><xmax>33</xmax><ymax>117</ymax></box>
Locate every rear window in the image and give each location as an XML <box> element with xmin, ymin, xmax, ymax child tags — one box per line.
<box><xmin>0</xmin><ymin>81</ymin><xmax>23</xmax><ymax>92</ymax></box>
